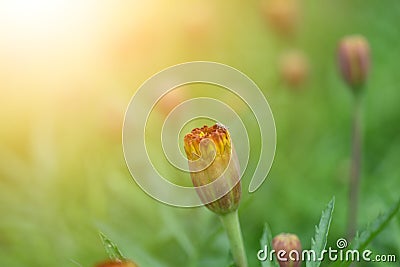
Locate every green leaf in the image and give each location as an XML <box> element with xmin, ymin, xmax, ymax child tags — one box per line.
<box><xmin>352</xmin><ymin>198</ymin><xmax>400</xmax><ymax>251</ymax></box>
<box><xmin>306</xmin><ymin>197</ymin><xmax>335</xmax><ymax>267</ymax></box>
<box><xmin>259</xmin><ymin>223</ymin><xmax>278</xmax><ymax>267</ymax></box>
<box><xmin>69</xmin><ymin>259</ymin><xmax>83</xmax><ymax>267</ymax></box>
<box><xmin>338</xmin><ymin>198</ymin><xmax>400</xmax><ymax>267</ymax></box>
<box><xmin>99</xmin><ymin>232</ymin><xmax>126</xmax><ymax>261</ymax></box>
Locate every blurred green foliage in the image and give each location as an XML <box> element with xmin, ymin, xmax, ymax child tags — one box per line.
<box><xmin>0</xmin><ymin>1</ymin><xmax>399</xmax><ymax>266</ymax></box>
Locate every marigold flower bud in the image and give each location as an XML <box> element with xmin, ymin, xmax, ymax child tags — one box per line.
<box><xmin>272</xmin><ymin>233</ymin><xmax>302</xmax><ymax>267</ymax></box>
<box><xmin>337</xmin><ymin>35</ymin><xmax>370</xmax><ymax>90</ymax></box>
<box><xmin>95</xmin><ymin>260</ymin><xmax>138</xmax><ymax>267</ymax></box>
<box><xmin>183</xmin><ymin>124</ymin><xmax>241</xmax><ymax>215</ymax></box>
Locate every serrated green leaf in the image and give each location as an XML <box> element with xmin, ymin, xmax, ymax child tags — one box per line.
<box><xmin>338</xmin><ymin>198</ymin><xmax>400</xmax><ymax>267</ymax></box>
<box><xmin>306</xmin><ymin>197</ymin><xmax>335</xmax><ymax>267</ymax></box>
<box><xmin>99</xmin><ymin>232</ymin><xmax>126</xmax><ymax>261</ymax></box>
<box><xmin>352</xmin><ymin>198</ymin><xmax>400</xmax><ymax>251</ymax></box>
<box><xmin>259</xmin><ymin>223</ymin><xmax>278</xmax><ymax>267</ymax></box>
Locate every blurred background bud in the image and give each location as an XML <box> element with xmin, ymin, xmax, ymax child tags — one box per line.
<box><xmin>156</xmin><ymin>89</ymin><xmax>188</xmax><ymax>117</ymax></box>
<box><xmin>261</xmin><ymin>0</ymin><xmax>299</xmax><ymax>37</ymax></box>
<box><xmin>337</xmin><ymin>35</ymin><xmax>371</xmax><ymax>90</ymax></box>
<box><xmin>181</xmin><ymin>2</ymin><xmax>216</xmax><ymax>44</ymax></box>
<box><xmin>95</xmin><ymin>260</ymin><xmax>138</xmax><ymax>267</ymax></box>
<box><xmin>100</xmin><ymin>96</ymin><xmax>127</xmax><ymax>143</ymax></box>
<box><xmin>184</xmin><ymin>124</ymin><xmax>241</xmax><ymax>215</ymax></box>
<box><xmin>280</xmin><ymin>50</ymin><xmax>309</xmax><ymax>88</ymax></box>
<box><xmin>272</xmin><ymin>233</ymin><xmax>302</xmax><ymax>267</ymax></box>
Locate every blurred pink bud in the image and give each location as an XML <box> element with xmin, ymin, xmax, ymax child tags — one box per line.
<box><xmin>337</xmin><ymin>35</ymin><xmax>370</xmax><ymax>90</ymax></box>
<box><xmin>261</xmin><ymin>0</ymin><xmax>299</xmax><ymax>36</ymax></box>
<box><xmin>280</xmin><ymin>50</ymin><xmax>309</xmax><ymax>88</ymax></box>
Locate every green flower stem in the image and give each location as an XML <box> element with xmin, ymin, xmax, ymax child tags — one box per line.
<box><xmin>347</xmin><ymin>92</ymin><xmax>363</xmax><ymax>238</ymax></box>
<box><xmin>220</xmin><ymin>210</ymin><xmax>248</xmax><ymax>267</ymax></box>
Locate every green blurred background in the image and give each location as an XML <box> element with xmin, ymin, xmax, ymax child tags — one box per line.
<box><xmin>0</xmin><ymin>0</ymin><xmax>399</xmax><ymax>266</ymax></box>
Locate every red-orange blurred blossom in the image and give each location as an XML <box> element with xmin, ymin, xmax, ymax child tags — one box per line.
<box><xmin>157</xmin><ymin>89</ymin><xmax>188</xmax><ymax>116</ymax></box>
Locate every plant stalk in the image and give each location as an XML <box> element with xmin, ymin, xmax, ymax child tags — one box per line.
<box><xmin>220</xmin><ymin>210</ymin><xmax>248</xmax><ymax>267</ymax></box>
<box><xmin>347</xmin><ymin>93</ymin><xmax>363</xmax><ymax>238</ymax></box>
